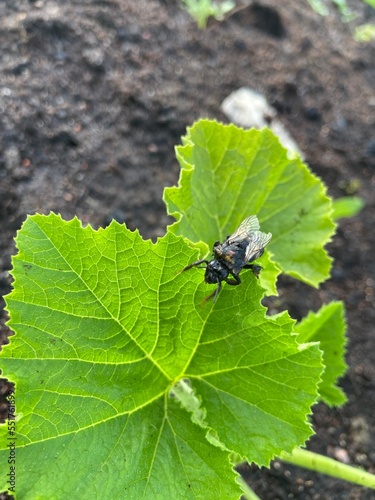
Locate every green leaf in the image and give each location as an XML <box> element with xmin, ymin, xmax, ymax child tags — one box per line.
<box><xmin>186</xmin><ymin>309</ymin><xmax>323</xmax><ymax>465</ymax></box>
<box><xmin>362</xmin><ymin>0</ymin><xmax>375</xmax><ymax>8</ymax></box>
<box><xmin>294</xmin><ymin>301</ymin><xmax>347</xmax><ymax>406</ymax></box>
<box><xmin>181</xmin><ymin>0</ymin><xmax>235</xmax><ymax>29</ymax></box>
<box><xmin>331</xmin><ymin>0</ymin><xmax>356</xmax><ymax>23</ymax></box>
<box><xmin>164</xmin><ymin>120</ymin><xmax>335</xmax><ymax>290</ymax></box>
<box><xmin>0</xmin><ymin>213</ymin><xmax>323</xmax><ymax>497</ymax></box>
<box><xmin>332</xmin><ymin>196</ymin><xmax>364</xmax><ymax>219</ymax></box>
<box><xmin>353</xmin><ymin>23</ymin><xmax>375</xmax><ymax>43</ymax></box>
<box><xmin>306</xmin><ymin>0</ymin><xmax>329</xmax><ymax>16</ymax></box>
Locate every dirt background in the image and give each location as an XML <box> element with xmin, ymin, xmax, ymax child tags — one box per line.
<box><xmin>0</xmin><ymin>0</ymin><xmax>375</xmax><ymax>498</ymax></box>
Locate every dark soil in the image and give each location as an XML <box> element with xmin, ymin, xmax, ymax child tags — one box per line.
<box><xmin>1</xmin><ymin>0</ymin><xmax>375</xmax><ymax>498</ymax></box>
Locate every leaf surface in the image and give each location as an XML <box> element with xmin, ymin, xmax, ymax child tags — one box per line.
<box><xmin>0</xmin><ymin>214</ymin><xmax>324</xmax><ymax>497</ymax></box>
<box><xmin>332</xmin><ymin>196</ymin><xmax>364</xmax><ymax>220</ymax></box>
<box><xmin>164</xmin><ymin>120</ymin><xmax>335</xmax><ymax>289</ymax></box>
<box><xmin>295</xmin><ymin>301</ymin><xmax>347</xmax><ymax>406</ymax></box>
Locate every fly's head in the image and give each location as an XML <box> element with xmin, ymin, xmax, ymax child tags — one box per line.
<box><xmin>204</xmin><ymin>264</ymin><xmax>219</xmax><ymax>284</ymax></box>
<box><xmin>204</xmin><ymin>260</ymin><xmax>228</xmax><ymax>284</ymax></box>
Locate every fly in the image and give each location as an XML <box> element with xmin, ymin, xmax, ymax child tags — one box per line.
<box><xmin>183</xmin><ymin>215</ymin><xmax>272</xmax><ymax>302</ymax></box>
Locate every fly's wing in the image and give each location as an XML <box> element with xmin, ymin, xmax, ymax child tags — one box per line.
<box><xmin>226</xmin><ymin>215</ymin><xmax>260</xmax><ymax>244</ymax></box>
<box><xmin>244</xmin><ymin>231</ymin><xmax>272</xmax><ymax>263</ymax></box>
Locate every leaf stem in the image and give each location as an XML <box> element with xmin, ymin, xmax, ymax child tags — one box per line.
<box><xmin>281</xmin><ymin>448</ymin><xmax>375</xmax><ymax>489</ymax></box>
<box><xmin>237</xmin><ymin>476</ymin><xmax>261</xmax><ymax>500</ymax></box>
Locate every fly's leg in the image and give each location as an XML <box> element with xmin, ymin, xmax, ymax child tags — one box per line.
<box><xmin>204</xmin><ymin>280</ymin><xmax>222</xmax><ymax>303</ymax></box>
<box><xmin>243</xmin><ymin>264</ymin><xmax>262</xmax><ymax>278</ymax></box>
<box><xmin>205</xmin><ymin>274</ymin><xmax>240</xmax><ymax>303</ymax></box>
<box><xmin>182</xmin><ymin>259</ymin><xmax>209</xmax><ymax>272</ymax></box>
<box><xmin>212</xmin><ymin>280</ymin><xmax>222</xmax><ymax>302</ymax></box>
<box><xmin>225</xmin><ymin>274</ymin><xmax>241</xmax><ymax>286</ymax></box>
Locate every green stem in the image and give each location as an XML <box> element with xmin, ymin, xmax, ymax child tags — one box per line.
<box><xmin>281</xmin><ymin>448</ymin><xmax>375</xmax><ymax>489</ymax></box>
<box><xmin>238</xmin><ymin>476</ymin><xmax>261</xmax><ymax>500</ymax></box>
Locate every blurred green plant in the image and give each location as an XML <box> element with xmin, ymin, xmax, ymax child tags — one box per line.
<box><xmin>332</xmin><ymin>196</ymin><xmax>365</xmax><ymax>219</ymax></box>
<box><xmin>180</xmin><ymin>0</ymin><xmax>234</xmax><ymax>28</ymax></box>
<box><xmin>182</xmin><ymin>0</ymin><xmax>375</xmax><ymax>45</ymax></box>
<box><xmin>354</xmin><ymin>23</ymin><xmax>375</xmax><ymax>41</ymax></box>
<box><xmin>307</xmin><ymin>0</ymin><xmax>330</xmax><ymax>16</ymax></box>
<box><xmin>307</xmin><ymin>0</ymin><xmax>375</xmax><ymax>41</ymax></box>
<box><xmin>331</xmin><ymin>0</ymin><xmax>357</xmax><ymax>22</ymax></box>
<box><xmin>307</xmin><ymin>0</ymin><xmax>356</xmax><ymax>20</ymax></box>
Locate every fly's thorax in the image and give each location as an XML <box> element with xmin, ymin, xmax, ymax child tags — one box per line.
<box><xmin>212</xmin><ymin>242</ymin><xmax>223</xmax><ymax>258</ymax></box>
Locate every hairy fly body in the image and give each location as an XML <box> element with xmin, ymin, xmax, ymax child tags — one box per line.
<box><xmin>183</xmin><ymin>215</ymin><xmax>272</xmax><ymax>302</ymax></box>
